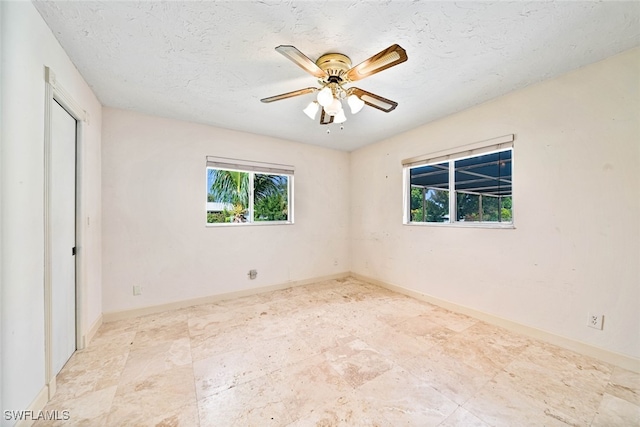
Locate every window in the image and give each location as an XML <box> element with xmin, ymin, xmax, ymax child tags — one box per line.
<box><xmin>206</xmin><ymin>157</ymin><xmax>294</xmax><ymax>225</ymax></box>
<box><xmin>403</xmin><ymin>135</ymin><xmax>513</xmax><ymax>226</ymax></box>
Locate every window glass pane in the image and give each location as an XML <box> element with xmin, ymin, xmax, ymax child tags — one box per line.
<box><xmin>254</xmin><ymin>174</ymin><xmax>289</xmax><ymax>222</ymax></box>
<box><xmin>456</xmin><ymin>192</ymin><xmax>480</xmax><ymax>221</ymax></box>
<box><xmin>410</xmin><ymin>187</ymin><xmax>450</xmax><ymax>222</ymax></box>
<box><xmin>410</xmin><ymin>187</ymin><xmax>424</xmax><ymax>221</ymax></box>
<box><xmin>482</xmin><ymin>194</ymin><xmax>500</xmax><ymax>222</ymax></box>
<box><xmin>405</xmin><ymin>146</ymin><xmax>512</xmax><ymax>226</ymax></box>
<box><xmin>500</xmin><ymin>196</ymin><xmax>513</xmax><ymax>222</ymax></box>
<box><xmin>207</xmin><ymin>168</ymin><xmax>249</xmax><ymax>223</ymax></box>
<box><xmin>409</xmin><ymin>161</ymin><xmax>449</xmax><ymax>222</ymax></box>
<box><xmin>426</xmin><ymin>188</ymin><xmax>449</xmax><ymax>222</ymax></box>
<box><xmin>454</xmin><ymin>149</ymin><xmax>512</xmax><ymax>223</ymax></box>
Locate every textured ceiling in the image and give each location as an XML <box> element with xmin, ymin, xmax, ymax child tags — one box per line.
<box><xmin>34</xmin><ymin>1</ymin><xmax>640</xmax><ymax>151</ymax></box>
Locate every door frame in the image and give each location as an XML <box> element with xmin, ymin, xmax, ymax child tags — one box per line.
<box><xmin>43</xmin><ymin>66</ymin><xmax>89</xmax><ymax>398</ymax></box>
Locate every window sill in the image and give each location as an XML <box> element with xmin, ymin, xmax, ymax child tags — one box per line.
<box><xmin>206</xmin><ymin>221</ymin><xmax>294</xmax><ymax>227</ymax></box>
<box><xmin>404</xmin><ymin>221</ymin><xmax>515</xmax><ymax>229</ymax></box>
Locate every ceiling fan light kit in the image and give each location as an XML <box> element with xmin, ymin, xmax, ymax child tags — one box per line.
<box><xmin>303</xmin><ymin>101</ymin><xmax>320</xmax><ymax>120</ymax></box>
<box><xmin>317</xmin><ymin>86</ymin><xmax>334</xmax><ymax>107</ymax></box>
<box><xmin>348</xmin><ymin>94</ymin><xmax>365</xmax><ymax>114</ymax></box>
<box><xmin>334</xmin><ymin>109</ymin><xmax>347</xmax><ymax>124</ymax></box>
<box><xmin>261</xmin><ymin>44</ymin><xmax>408</xmax><ymax>128</ymax></box>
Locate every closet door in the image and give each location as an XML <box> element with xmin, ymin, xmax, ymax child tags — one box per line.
<box><xmin>51</xmin><ymin>99</ymin><xmax>77</xmax><ymax>375</ymax></box>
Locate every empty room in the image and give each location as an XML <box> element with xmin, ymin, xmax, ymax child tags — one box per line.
<box><xmin>1</xmin><ymin>1</ymin><xmax>639</xmax><ymax>426</ymax></box>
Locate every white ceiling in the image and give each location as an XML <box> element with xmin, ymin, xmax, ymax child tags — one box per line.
<box><xmin>34</xmin><ymin>1</ymin><xmax>639</xmax><ymax>152</ymax></box>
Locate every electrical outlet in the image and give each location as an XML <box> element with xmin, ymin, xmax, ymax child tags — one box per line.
<box><xmin>248</xmin><ymin>269</ymin><xmax>257</xmax><ymax>280</ymax></box>
<box><xmin>587</xmin><ymin>313</ymin><xmax>604</xmax><ymax>330</ymax></box>
<box><xmin>133</xmin><ymin>285</ymin><xmax>142</xmax><ymax>296</ymax></box>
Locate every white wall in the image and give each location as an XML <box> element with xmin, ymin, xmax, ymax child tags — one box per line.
<box><xmin>0</xmin><ymin>1</ymin><xmax>4</xmax><ymax>415</ymax></box>
<box><xmin>0</xmin><ymin>2</ymin><xmax>102</xmax><ymax>423</ymax></box>
<box><xmin>101</xmin><ymin>108</ymin><xmax>350</xmax><ymax>314</ymax></box>
<box><xmin>350</xmin><ymin>48</ymin><xmax>640</xmax><ymax>360</ymax></box>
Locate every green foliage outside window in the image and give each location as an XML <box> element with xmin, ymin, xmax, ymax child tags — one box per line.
<box><xmin>411</xmin><ymin>187</ymin><xmax>512</xmax><ymax>223</ymax></box>
<box><xmin>410</xmin><ymin>187</ymin><xmax>449</xmax><ymax>222</ymax></box>
<box><xmin>207</xmin><ymin>168</ymin><xmax>289</xmax><ymax>224</ymax></box>
<box><xmin>457</xmin><ymin>192</ymin><xmax>512</xmax><ymax>222</ymax></box>
<box><xmin>254</xmin><ymin>182</ymin><xmax>288</xmax><ymax>221</ymax></box>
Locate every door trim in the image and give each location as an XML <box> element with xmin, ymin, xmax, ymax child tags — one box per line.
<box><xmin>43</xmin><ymin>66</ymin><xmax>88</xmax><ymax>399</ymax></box>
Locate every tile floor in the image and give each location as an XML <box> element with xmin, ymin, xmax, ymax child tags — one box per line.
<box><xmin>36</xmin><ymin>277</ymin><xmax>639</xmax><ymax>426</ymax></box>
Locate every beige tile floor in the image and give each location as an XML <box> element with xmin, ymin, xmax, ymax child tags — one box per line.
<box><xmin>36</xmin><ymin>277</ymin><xmax>639</xmax><ymax>426</ymax></box>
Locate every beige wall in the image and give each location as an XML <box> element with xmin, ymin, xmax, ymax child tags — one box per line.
<box><xmin>101</xmin><ymin>108</ymin><xmax>350</xmax><ymax>314</ymax></box>
<box><xmin>0</xmin><ymin>2</ymin><xmax>103</xmax><ymax>421</ymax></box>
<box><xmin>3</xmin><ymin>2</ymin><xmax>637</xmax><ymax>419</ymax></box>
<box><xmin>350</xmin><ymin>48</ymin><xmax>640</xmax><ymax>360</ymax></box>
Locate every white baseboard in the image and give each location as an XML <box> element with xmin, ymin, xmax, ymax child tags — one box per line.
<box><xmin>102</xmin><ymin>272</ymin><xmax>351</xmax><ymax>323</ymax></box>
<box><xmin>99</xmin><ymin>270</ymin><xmax>638</xmax><ymax>373</ymax></box>
<box><xmin>47</xmin><ymin>376</ymin><xmax>56</xmax><ymax>400</ymax></box>
<box><xmin>13</xmin><ymin>386</ymin><xmax>48</xmax><ymax>427</ymax></box>
<box><xmin>352</xmin><ymin>272</ymin><xmax>640</xmax><ymax>373</ymax></box>
<box><xmin>83</xmin><ymin>314</ymin><xmax>103</xmax><ymax>348</ymax></box>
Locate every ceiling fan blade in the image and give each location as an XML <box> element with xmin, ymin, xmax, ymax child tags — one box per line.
<box><xmin>346</xmin><ymin>44</ymin><xmax>408</xmax><ymax>82</ymax></box>
<box><xmin>275</xmin><ymin>45</ymin><xmax>328</xmax><ymax>79</ymax></box>
<box><xmin>350</xmin><ymin>88</ymin><xmax>398</xmax><ymax>112</ymax></box>
<box><xmin>260</xmin><ymin>87</ymin><xmax>317</xmax><ymax>103</ymax></box>
<box><xmin>319</xmin><ymin>109</ymin><xmax>334</xmax><ymax>125</ymax></box>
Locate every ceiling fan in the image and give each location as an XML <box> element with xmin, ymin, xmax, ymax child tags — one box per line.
<box><xmin>261</xmin><ymin>44</ymin><xmax>408</xmax><ymax>126</ymax></box>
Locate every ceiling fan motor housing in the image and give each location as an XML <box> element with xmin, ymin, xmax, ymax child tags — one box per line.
<box><xmin>316</xmin><ymin>53</ymin><xmax>352</xmax><ymax>82</ymax></box>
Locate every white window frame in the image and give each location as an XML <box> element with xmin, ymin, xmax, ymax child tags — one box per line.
<box><xmin>206</xmin><ymin>156</ymin><xmax>294</xmax><ymax>226</ymax></box>
<box><xmin>402</xmin><ymin>134</ymin><xmax>514</xmax><ymax>229</ymax></box>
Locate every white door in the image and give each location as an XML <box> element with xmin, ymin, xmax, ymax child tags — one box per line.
<box><xmin>51</xmin><ymin>100</ymin><xmax>77</xmax><ymax>375</ymax></box>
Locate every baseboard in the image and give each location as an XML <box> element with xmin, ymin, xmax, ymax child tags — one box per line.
<box><xmin>12</xmin><ymin>386</ymin><xmax>48</xmax><ymax>427</ymax></box>
<box><xmin>352</xmin><ymin>272</ymin><xmax>640</xmax><ymax>373</ymax></box>
<box><xmin>99</xmin><ymin>270</ymin><xmax>638</xmax><ymax>372</ymax></box>
<box><xmin>84</xmin><ymin>314</ymin><xmax>103</xmax><ymax>347</ymax></box>
<box><xmin>102</xmin><ymin>272</ymin><xmax>351</xmax><ymax>323</ymax></box>
<box><xmin>47</xmin><ymin>376</ymin><xmax>56</xmax><ymax>400</ymax></box>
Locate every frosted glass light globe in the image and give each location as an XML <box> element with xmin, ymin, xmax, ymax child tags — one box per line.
<box><xmin>303</xmin><ymin>101</ymin><xmax>319</xmax><ymax>120</ymax></box>
<box><xmin>317</xmin><ymin>87</ymin><xmax>333</xmax><ymax>107</ymax></box>
<box><xmin>348</xmin><ymin>94</ymin><xmax>365</xmax><ymax>114</ymax></box>
<box><xmin>324</xmin><ymin>98</ymin><xmax>342</xmax><ymax>116</ymax></box>
<box><xmin>334</xmin><ymin>109</ymin><xmax>347</xmax><ymax>123</ymax></box>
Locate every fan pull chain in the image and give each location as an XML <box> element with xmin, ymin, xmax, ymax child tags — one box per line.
<box><xmin>326</xmin><ymin>124</ymin><xmax>346</xmax><ymax>134</ymax></box>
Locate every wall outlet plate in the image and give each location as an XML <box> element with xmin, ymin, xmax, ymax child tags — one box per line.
<box><xmin>587</xmin><ymin>313</ymin><xmax>604</xmax><ymax>330</ymax></box>
<box><xmin>133</xmin><ymin>285</ymin><xmax>142</xmax><ymax>296</ymax></box>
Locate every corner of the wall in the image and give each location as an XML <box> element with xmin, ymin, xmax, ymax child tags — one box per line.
<box><xmin>12</xmin><ymin>385</ymin><xmax>48</xmax><ymax>427</ymax></box>
<box><xmin>102</xmin><ymin>272</ymin><xmax>351</xmax><ymax>323</ymax></box>
<box><xmin>83</xmin><ymin>314</ymin><xmax>103</xmax><ymax>348</ymax></box>
<box><xmin>350</xmin><ymin>272</ymin><xmax>640</xmax><ymax>374</ymax></box>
